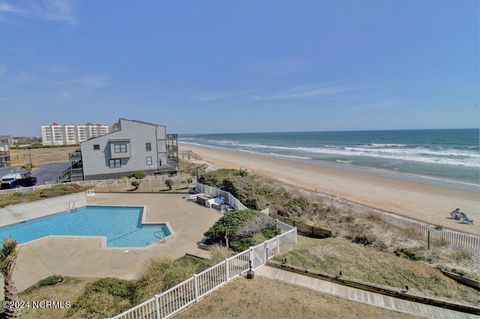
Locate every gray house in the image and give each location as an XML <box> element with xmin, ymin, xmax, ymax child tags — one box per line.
<box><xmin>69</xmin><ymin>119</ymin><xmax>178</xmax><ymax>181</ymax></box>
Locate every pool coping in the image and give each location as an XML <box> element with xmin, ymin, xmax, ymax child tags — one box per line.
<box><xmin>1</xmin><ymin>204</ymin><xmax>176</xmax><ymax>250</ymax></box>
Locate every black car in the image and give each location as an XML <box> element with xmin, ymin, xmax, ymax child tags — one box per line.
<box><xmin>0</xmin><ymin>172</ymin><xmax>37</xmax><ymax>189</ymax></box>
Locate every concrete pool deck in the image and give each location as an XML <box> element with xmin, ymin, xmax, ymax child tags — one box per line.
<box><xmin>4</xmin><ymin>192</ymin><xmax>222</xmax><ymax>293</ymax></box>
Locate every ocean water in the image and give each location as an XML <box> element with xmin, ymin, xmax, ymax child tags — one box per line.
<box><xmin>0</xmin><ymin>206</ymin><xmax>171</xmax><ymax>248</ymax></box>
<box><xmin>180</xmin><ymin>129</ymin><xmax>480</xmax><ymax>189</ymax></box>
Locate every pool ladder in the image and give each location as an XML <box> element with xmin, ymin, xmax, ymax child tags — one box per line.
<box><xmin>154</xmin><ymin>231</ymin><xmax>166</xmax><ymax>244</ymax></box>
<box><xmin>67</xmin><ymin>200</ymin><xmax>78</xmax><ymax>212</ymax></box>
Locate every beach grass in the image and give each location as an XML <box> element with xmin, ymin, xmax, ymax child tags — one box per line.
<box><xmin>176</xmin><ymin>276</ymin><xmax>420</xmax><ymax>319</ymax></box>
<box><xmin>273</xmin><ymin>236</ymin><xmax>480</xmax><ymax>306</ymax></box>
<box><xmin>6</xmin><ymin>255</ymin><xmax>214</xmax><ymax>319</ymax></box>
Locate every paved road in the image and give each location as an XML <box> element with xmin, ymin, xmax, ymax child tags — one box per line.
<box><xmin>33</xmin><ymin>162</ymin><xmax>70</xmax><ymax>185</ymax></box>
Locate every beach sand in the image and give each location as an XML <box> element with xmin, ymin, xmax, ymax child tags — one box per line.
<box><xmin>181</xmin><ymin>144</ymin><xmax>480</xmax><ymax>234</ymax></box>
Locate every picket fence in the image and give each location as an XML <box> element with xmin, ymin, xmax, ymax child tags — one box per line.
<box><xmin>110</xmin><ymin>220</ymin><xmax>297</xmax><ymax>319</ymax></box>
<box><xmin>380</xmin><ymin>212</ymin><xmax>480</xmax><ymax>251</ymax></box>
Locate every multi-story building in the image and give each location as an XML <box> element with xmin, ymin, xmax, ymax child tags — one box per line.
<box><xmin>71</xmin><ymin>118</ymin><xmax>178</xmax><ymax>180</ymax></box>
<box><xmin>0</xmin><ymin>136</ymin><xmax>14</xmax><ymax>146</ymax></box>
<box><xmin>0</xmin><ymin>142</ymin><xmax>10</xmax><ymax>167</ymax></box>
<box><xmin>41</xmin><ymin>123</ymin><xmax>111</xmax><ymax>146</ymax></box>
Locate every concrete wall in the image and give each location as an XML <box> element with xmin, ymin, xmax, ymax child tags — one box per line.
<box><xmin>81</xmin><ymin>119</ymin><xmax>169</xmax><ymax>180</ymax></box>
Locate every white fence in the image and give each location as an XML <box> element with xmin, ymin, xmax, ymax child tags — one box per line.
<box><xmin>111</xmin><ymin>223</ymin><xmax>297</xmax><ymax>319</ymax></box>
<box><xmin>0</xmin><ymin>176</ymin><xmax>191</xmax><ymax>194</ymax></box>
<box><xmin>195</xmin><ymin>183</ymin><xmax>247</xmax><ymax>211</ymax></box>
<box><xmin>381</xmin><ymin>212</ymin><xmax>480</xmax><ymax>251</ymax></box>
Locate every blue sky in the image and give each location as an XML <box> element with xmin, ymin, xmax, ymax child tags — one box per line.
<box><xmin>0</xmin><ymin>0</ymin><xmax>478</xmax><ymax>136</ymax></box>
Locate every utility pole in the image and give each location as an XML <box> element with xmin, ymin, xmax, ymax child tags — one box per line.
<box><xmin>29</xmin><ymin>147</ymin><xmax>33</xmax><ymax>169</ymax></box>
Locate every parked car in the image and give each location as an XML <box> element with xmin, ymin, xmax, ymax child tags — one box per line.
<box><xmin>0</xmin><ymin>172</ymin><xmax>37</xmax><ymax>189</ymax></box>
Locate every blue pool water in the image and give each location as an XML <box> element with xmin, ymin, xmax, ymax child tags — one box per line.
<box><xmin>0</xmin><ymin>206</ymin><xmax>171</xmax><ymax>248</ymax></box>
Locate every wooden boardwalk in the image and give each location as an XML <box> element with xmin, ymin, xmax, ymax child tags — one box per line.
<box><xmin>257</xmin><ymin>266</ymin><xmax>479</xmax><ymax>319</ymax></box>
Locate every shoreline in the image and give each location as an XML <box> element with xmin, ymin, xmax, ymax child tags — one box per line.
<box><xmin>180</xmin><ymin>143</ymin><xmax>480</xmax><ymax>234</ymax></box>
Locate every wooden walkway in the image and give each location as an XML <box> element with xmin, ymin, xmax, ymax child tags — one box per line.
<box><xmin>257</xmin><ymin>266</ymin><xmax>479</xmax><ymax>319</ymax></box>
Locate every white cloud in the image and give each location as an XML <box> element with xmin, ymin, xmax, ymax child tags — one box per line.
<box><xmin>252</xmin><ymin>83</ymin><xmax>356</xmax><ymax>100</ymax></box>
<box><xmin>190</xmin><ymin>89</ymin><xmax>261</xmax><ymax>101</ymax></box>
<box><xmin>0</xmin><ymin>2</ymin><xmax>19</xmax><ymax>13</ymax></box>
<box><xmin>0</xmin><ymin>0</ymin><xmax>79</xmax><ymax>25</ymax></box>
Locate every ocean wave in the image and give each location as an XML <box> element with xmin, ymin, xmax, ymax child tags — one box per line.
<box><xmin>362</xmin><ymin>143</ymin><xmax>408</xmax><ymax>148</ymax></box>
<box><xmin>181</xmin><ymin>140</ymin><xmax>480</xmax><ymax>167</ymax></box>
<box><xmin>342</xmin><ymin>146</ymin><xmax>479</xmax><ymax>158</ymax></box>
<box><xmin>336</xmin><ymin>160</ymin><xmax>353</xmax><ymax>164</ymax></box>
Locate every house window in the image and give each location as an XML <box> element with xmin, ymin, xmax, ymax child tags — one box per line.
<box><xmin>93</xmin><ymin>144</ymin><xmax>100</xmax><ymax>150</ymax></box>
<box><xmin>146</xmin><ymin>142</ymin><xmax>152</xmax><ymax>151</ymax></box>
<box><xmin>146</xmin><ymin>156</ymin><xmax>153</xmax><ymax>165</ymax></box>
<box><xmin>114</xmin><ymin>143</ymin><xmax>127</xmax><ymax>153</ymax></box>
<box><xmin>109</xmin><ymin>159</ymin><xmax>121</xmax><ymax>168</ymax></box>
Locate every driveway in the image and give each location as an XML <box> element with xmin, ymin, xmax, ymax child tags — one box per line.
<box><xmin>33</xmin><ymin>162</ymin><xmax>70</xmax><ymax>184</ymax></box>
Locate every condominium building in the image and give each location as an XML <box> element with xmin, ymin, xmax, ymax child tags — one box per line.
<box><xmin>41</xmin><ymin>123</ymin><xmax>111</xmax><ymax>146</ymax></box>
<box><xmin>71</xmin><ymin>118</ymin><xmax>179</xmax><ymax>180</ymax></box>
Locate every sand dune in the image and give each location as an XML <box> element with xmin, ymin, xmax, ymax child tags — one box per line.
<box><xmin>181</xmin><ymin>144</ymin><xmax>480</xmax><ymax>234</ymax></box>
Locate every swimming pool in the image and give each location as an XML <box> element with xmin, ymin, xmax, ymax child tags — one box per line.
<box><xmin>0</xmin><ymin>206</ymin><xmax>172</xmax><ymax>248</ymax></box>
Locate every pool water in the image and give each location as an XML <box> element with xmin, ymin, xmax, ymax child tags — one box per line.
<box><xmin>0</xmin><ymin>206</ymin><xmax>171</xmax><ymax>248</ymax></box>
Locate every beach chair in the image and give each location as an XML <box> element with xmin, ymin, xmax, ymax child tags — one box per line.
<box><xmin>462</xmin><ymin>214</ymin><xmax>474</xmax><ymax>224</ymax></box>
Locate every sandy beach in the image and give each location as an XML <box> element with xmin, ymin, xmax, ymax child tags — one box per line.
<box><xmin>181</xmin><ymin>144</ymin><xmax>480</xmax><ymax>234</ymax></box>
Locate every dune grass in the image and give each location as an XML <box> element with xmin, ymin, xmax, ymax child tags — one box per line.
<box><xmin>176</xmin><ymin>276</ymin><xmax>420</xmax><ymax>319</ymax></box>
<box><xmin>0</xmin><ymin>184</ymin><xmax>91</xmax><ymax>208</ymax></box>
<box><xmin>273</xmin><ymin>236</ymin><xmax>480</xmax><ymax>306</ymax></box>
<box><xmin>5</xmin><ymin>255</ymin><xmax>213</xmax><ymax>319</ymax></box>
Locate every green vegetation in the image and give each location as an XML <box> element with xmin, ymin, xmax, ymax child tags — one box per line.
<box><xmin>197</xmin><ymin>168</ymin><xmax>326</xmax><ymax>215</ymax></box>
<box><xmin>22</xmin><ymin>275</ymin><xmax>65</xmax><ymax>293</ymax></box>
<box><xmin>67</xmin><ymin>255</ymin><xmax>212</xmax><ymax>318</ymax></box>
<box><xmin>204</xmin><ymin>209</ymin><xmax>280</xmax><ymax>251</ymax></box>
<box><xmin>13</xmin><ymin>277</ymin><xmax>95</xmax><ymax>319</ymax></box>
<box><xmin>176</xmin><ymin>277</ymin><xmax>419</xmax><ymax>319</ymax></box>
<box><xmin>126</xmin><ymin>171</ymin><xmax>146</xmax><ymax>179</ymax></box>
<box><xmin>67</xmin><ymin>278</ymin><xmax>136</xmax><ymax>319</ymax></box>
<box><xmin>165</xmin><ymin>179</ymin><xmax>173</xmax><ymax>190</ymax></box>
<box><xmin>8</xmin><ymin>255</ymin><xmax>214</xmax><ymax>319</ymax></box>
<box><xmin>197</xmin><ymin>169</ymin><xmax>478</xmax><ymax>279</ymax></box>
<box><xmin>130</xmin><ymin>180</ymin><xmax>140</xmax><ymax>191</ymax></box>
<box><xmin>1</xmin><ymin>238</ymin><xmax>19</xmax><ymax>319</ymax></box>
<box><xmin>179</xmin><ymin>159</ymin><xmax>207</xmax><ymax>176</ymax></box>
<box><xmin>0</xmin><ymin>184</ymin><xmax>92</xmax><ymax>208</ymax></box>
<box><xmin>273</xmin><ymin>236</ymin><xmax>480</xmax><ymax>306</ymax></box>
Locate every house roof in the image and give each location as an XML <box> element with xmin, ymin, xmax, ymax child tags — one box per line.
<box><xmin>119</xmin><ymin>118</ymin><xmax>166</xmax><ymax>127</ymax></box>
<box><xmin>81</xmin><ymin>118</ymin><xmax>166</xmax><ymax>144</ymax></box>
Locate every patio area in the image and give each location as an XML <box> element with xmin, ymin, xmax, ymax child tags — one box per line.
<box><xmin>8</xmin><ymin>192</ymin><xmax>222</xmax><ymax>293</ymax></box>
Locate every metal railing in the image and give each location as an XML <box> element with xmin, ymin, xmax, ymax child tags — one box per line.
<box><xmin>195</xmin><ymin>183</ymin><xmax>247</xmax><ymax>211</ymax></box>
<box><xmin>111</xmin><ymin>223</ymin><xmax>297</xmax><ymax>319</ymax></box>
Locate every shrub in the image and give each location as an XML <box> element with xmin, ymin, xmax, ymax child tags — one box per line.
<box><xmin>394</xmin><ymin>247</ymin><xmax>424</xmax><ymax>261</ymax></box>
<box><xmin>130</xmin><ymin>180</ymin><xmax>140</xmax><ymax>190</ymax></box>
<box><xmin>165</xmin><ymin>179</ymin><xmax>173</xmax><ymax>190</ymax></box>
<box><xmin>205</xmin><ymin>210</ymin><xmax>260</xmax><ymax>243</ymax></box>
<box><xmin>134</xmin><ymin>256</ymin><xmax>211</xmax><ymax>302</ymax></box>
<box><xmin>38</xmin><ymin>274</ymin><xmax>64</xmax><ymax>287</ymax></box>
<box><xmin>204</xmin><ymin>210</ymin><xmax>280</xmax><ymax>251</ymax></box>
<box><xmin>127</xmin><ymin>172</ymin><xmax>146</xmax><ymax>179</ymax></box>
<box><xmin>67</xmin><ymin>278</ymin><xmax>136</xmax><ymax>318</ymax></box>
